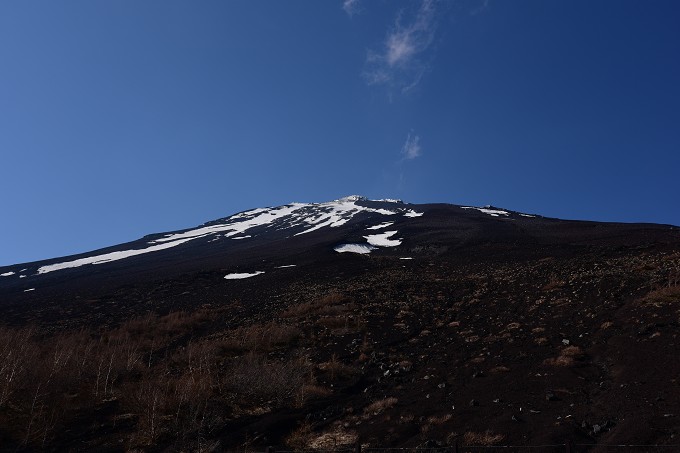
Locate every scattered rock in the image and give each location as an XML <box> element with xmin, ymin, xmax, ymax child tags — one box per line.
<box><xmin>546</xmin><ymin>392</ymin><xmax>560</xmax><ymax>401</ymax></box>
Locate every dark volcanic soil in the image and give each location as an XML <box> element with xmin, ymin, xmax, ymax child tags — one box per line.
<box><xmin>0</xmin><ymin>204</ymin><xmax>679</xmax><ymax>451</ymax></box>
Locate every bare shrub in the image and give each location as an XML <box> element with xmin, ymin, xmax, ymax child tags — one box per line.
<box><xmin>0</xmin><ymin>326</ymin><xmax>38</xmax><ymax>407</ymax></box>
<box><xmin>319</xmin><ymin>354</ymin><xmax>355</xmax><ymax>380</ymax></box>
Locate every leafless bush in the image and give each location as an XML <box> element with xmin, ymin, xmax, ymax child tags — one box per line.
<box><xmin>319</xmin><ymin>354</ymin><xmax>355</xmax><ymax>380</ymax></box>
<box><xmin>0</xmin><ymin>326</ymin><xmax>38</xmax><ymax>407</ymax></box>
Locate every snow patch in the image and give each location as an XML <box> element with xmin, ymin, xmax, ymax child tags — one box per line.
<box><xmin>461</xmin><ymin>207</ymin><xmax>510</xmax><ymax>217</ymax></box>
<box><xmin>0</xmin><ymin>272</ymin><xmax>15</xmax><ymax>277</ymax></box>
<box><xmin>224</xmin><ymin>271</ymin><xmax>264</xmax><ymax>280</ymax></box>
<box><xmin>37</xmin><ymin>236</ymin><xmax>202</xmax><ymax>274</ymax></box>
<box><xmin>366</xmin><ymin>222</ymin><xmax>394</xmax><ymax>230</ymax></box>
<box><xmin>294</xmin><ymin>199</ymin><xmax>396</xmax><ymax>236</ymax></box>
<box><xmin>336</xmin><ymin>195</ymin><xmax>367</xmax><ymax>202</ymax></box>
<box><xmin>399</xmin><ymin>257</ymin><xmax>413</xmax><ymax>260</ymax></box>
<box><xmin>375</xmin><ymin>198</ymin><xmax>403</xmax><ymax>203</ymax></box>
<box><xmin>334</xmin><ymin>244</ymin><xmax>375</xmax><ymax>254</ymax></box>
<box><xmin>404</xmin><ymin>210</ymin><xmax>423</xmax><ymax>218</ymax></box>
<box><xmin>24</xmin><ymin>288</ymin><xmax>35</xmax><ymax>292</ymax></box>
<box><xmin>152</xmin><ymin>204</ymin><xmax>305</xmax><ymax>243</ymax></box>
<box><xmin>231</xmin><ymin>235</ymin><xmax>251</xmax><ymax>240</ymax></box>
<box><xmin>275</xmin><ymin>265</ymin><xmax>297</xmax><ymax>268</ymax></box>
<box><xmin>364</xmin><ymin>231</ymin><xmax>402</xmax><ymax>247</ymax></box>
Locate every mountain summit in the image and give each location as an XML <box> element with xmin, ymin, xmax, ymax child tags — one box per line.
<box><xmin>0</xmin><ymin>196</ymin><xmax>530</xmax><ymax>280</ymax></box>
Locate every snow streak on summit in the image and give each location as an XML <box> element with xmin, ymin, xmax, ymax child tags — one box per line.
<box><xmin>34</xmin><ymin>197</ymin><xmax>422</xmax><ymax>275</ymax></box>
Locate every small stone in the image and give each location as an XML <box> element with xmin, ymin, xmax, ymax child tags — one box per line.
<box><xmin>469</xmin><ymin>399</ymin><xmax>479</xmax><ymax>407</ymax></box>
<box><xmin>593</xmin><ymin>424</ymin><xmax>601</xmax><ymax>434</ymax></box>
<box><xmin>546</xmin><ymin>392</ymin><xmax>559</xmax><ymax>401</ymax></box>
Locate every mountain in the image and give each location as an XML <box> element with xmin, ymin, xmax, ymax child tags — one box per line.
<box><xmin>1</xmin><ymin>197</ymin><xmax>679</xmax><ymax>451</ymax></box>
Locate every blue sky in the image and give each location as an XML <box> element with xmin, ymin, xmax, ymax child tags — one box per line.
<box><xmin>1</xmin><ymin>0</ymin><xmax>679</xmax><ymax>266</ymax></box>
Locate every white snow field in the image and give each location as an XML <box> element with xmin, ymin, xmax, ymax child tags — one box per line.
<box><xmin>364</xmin><ymin>231</ymin><xmax>402</xmax><ymax>247</ymax></box>
<box><xmin>461</xmin><ymin>206</ymin><xmax>510</xmax><ymax>217</ymax></box>
<box><xmin>366</xmin><ymin>222</ymin><xmax>394</xmax><ymax>230</ymax></box>
<box><xmin>334</xmin><ymin>244</ymin><xmax>376</xmax><ymax>254</ymax></box>
<box><xmin>224</xmin><ymin>271</ymin><xmax>264</xmax><ymax>280</ymax></box>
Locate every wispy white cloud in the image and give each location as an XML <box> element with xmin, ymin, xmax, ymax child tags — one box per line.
<box><xmin>342</xmin><ymin>0</ymin><xmax>361</xmax><ymax>17</ymax></box>
<box><xmin>401</xmin><ymin>133</ymin><xmax>422</xmax><ymax>160</ymax></box>
<box><xmin>364</xmin><ymin>0</ymin><xmax>437</xmax><ymax>93</ymax></box>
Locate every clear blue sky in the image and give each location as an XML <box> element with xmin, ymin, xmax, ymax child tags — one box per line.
<box><xmin>1</xmin><ymin>0</ymin><xmax>679</xmax><ymax>266</ymax></box>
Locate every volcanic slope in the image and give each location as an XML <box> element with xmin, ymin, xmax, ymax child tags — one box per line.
<box><xmin>0</xmin><ymin>196</ymin><xmax>679</xmax><ymax>451</ymax></box>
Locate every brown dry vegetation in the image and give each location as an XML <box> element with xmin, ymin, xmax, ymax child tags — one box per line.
<box><xmin>0</xmin><ymin>296</ymin><xmax>349</xmax><ymax>451</ymax></box>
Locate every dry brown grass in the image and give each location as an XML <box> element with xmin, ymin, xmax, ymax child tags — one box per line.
<box><xmin>364</xmin><ymin>397</ymin><xmax>398</xmax><ymax>415</ymax></box>
<box><xmin>217</xmin><ymin>322</ymin><xmax>302</xmax><ymax>353</ymax></box>
<box><xmin>642</xmin><ymin>285</ymin><xmax>680</xmax><ymax>306</ymax></box>
<box><xmin>426</xmin><ymin>413</ymin><xmax>452</xmax><ymax>425</ymax></box>
<box><xmin>281</xmin><ymin>292</ymin><xmax>353</xmax><ymax>318</ymax></box>
<box><xmin>534</xmin><ymin>336</ymin><xmax>549</xmax><ymax>345</ymax></box>
<box><xmin>544</xmin><ymin>345</ymin><xmax>585</xmax><ymax>367</ymax></box>
<box><xmin>226</xmin><ymin>353</ymin><xmax>313</xmax><ymax>407</ymax></box>
<box><xmin>308</xmin><ymin>427</ymin><xmax>358</xmax><ymax>449</ymax></box>
<box><xmin>464</xmin><ymin>430</ymin><xmax>505</xmax><ymax>445</ymax></box>
<box><xmin>0</xmin><ymin>307</ymin><xmax>323</xmax><ymax>450</ymax></box>
<box><xmin>542</xmin><ymin>279</ymin><xmax>565</xmax><ymax>292</ymax></box>
<box><xmin>285</xmin><ymin>421</ymin><xmax>314</xmax><ymax>450</ymax></box>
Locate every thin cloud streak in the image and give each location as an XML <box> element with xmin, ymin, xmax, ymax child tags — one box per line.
<box><xmin>364</xmin><ymin>0</ymin><xmax>437</xmax><ymax>92</ymax></box>
<box><xmin>401</xmin><ymin>133</ymin><xmax>422</xmax><ymax>160</ymax></box>
<box><xmin>342</xmin><ymin>0</ymin><xmax>361</xmax><ymax>17</ymax></box>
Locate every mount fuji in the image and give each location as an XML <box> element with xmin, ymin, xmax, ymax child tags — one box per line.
<box><xmin>0</xmin><ymin>197</ymin><xmax>679</xmax><ymax>451</ymax></box>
